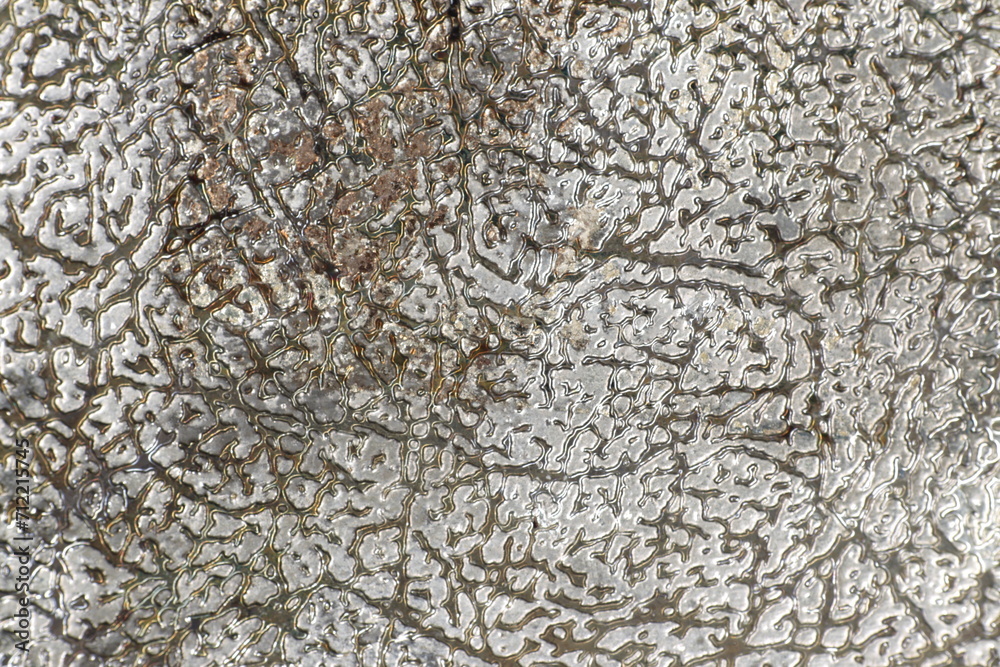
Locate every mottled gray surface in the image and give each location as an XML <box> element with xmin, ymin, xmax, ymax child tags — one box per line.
<box><xmin>1</xmin><ymin>0</ymin><xmax>1000</xmax><ymax>665</ymax></box>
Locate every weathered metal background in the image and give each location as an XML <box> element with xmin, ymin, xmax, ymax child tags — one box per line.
<box><xmin>2</xmin><ymin>0</ymin><xmax>1000</xmax><ymax>665</ymax></box>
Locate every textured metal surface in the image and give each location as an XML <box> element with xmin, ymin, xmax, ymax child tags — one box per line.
<box><xmin>2</xmin><ymin>0</ymin><xmax>1000</xmax><ymax>665</ymax></box>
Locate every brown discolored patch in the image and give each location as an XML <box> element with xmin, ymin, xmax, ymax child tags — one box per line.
<box><xmin>437</xmin><ymin>156</ymin><xmax>461</xmax><ymax>179</ymax></box>
<box><xmin>321</xmin><ymin>116</ymin><xmax>346</xmax><ymax>149</ymax></box>
<box><xmin>406</xmin><ymin>130</ymin><xmax>439</xmax><ymax>160</ymax></box>
<box><xmin>197</xmin><ymin>155</ymin><xmax>233</xmax><ymax>210</ymax></box>
<box><xmin>330</xmin><ymin>226</ymin><xmax>390</xmax><ymax>284</ymax></box>
<box><xmin>242</xmin><ymin>217</ymin><xmax>268</xmax><ymax>241</ymax></box>
<box><xmin>427</xmin><ymin>205</ymin><xmax>450</xmax><ymax>229</ymax></box>
<box><xmin>302</xmin><ymin>222</ymin><xmax>328</xmax><ymax>250</ymax></box>
<box><xmin>270</xmin><ymin>132</ymin><xmax>319</xmax><ymax>172</ymax></box>
<box><xmin>183</xmin><ymin>40</ymin><xmax>257</xmax><ymax>140</ymax></box>
<box><xmin>372</xmin><ymin>167</ymin><xmax>417</xmax><ymax>211</ymax></box>
<box><xmin>330</xmin><ymin>189</ymin><xmax>375</xmax><ymax>227</ymax></box>
<box><xmin>355</xmin><ymin>97</ymin><xmax>396</xmax><ymax>164</ymax></box>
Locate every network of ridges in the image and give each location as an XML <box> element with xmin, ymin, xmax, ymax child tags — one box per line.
<box><xmin>1</xmin><ymin>0</ymin><xmax>1000</xmax><ymax>665</ymax></box>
